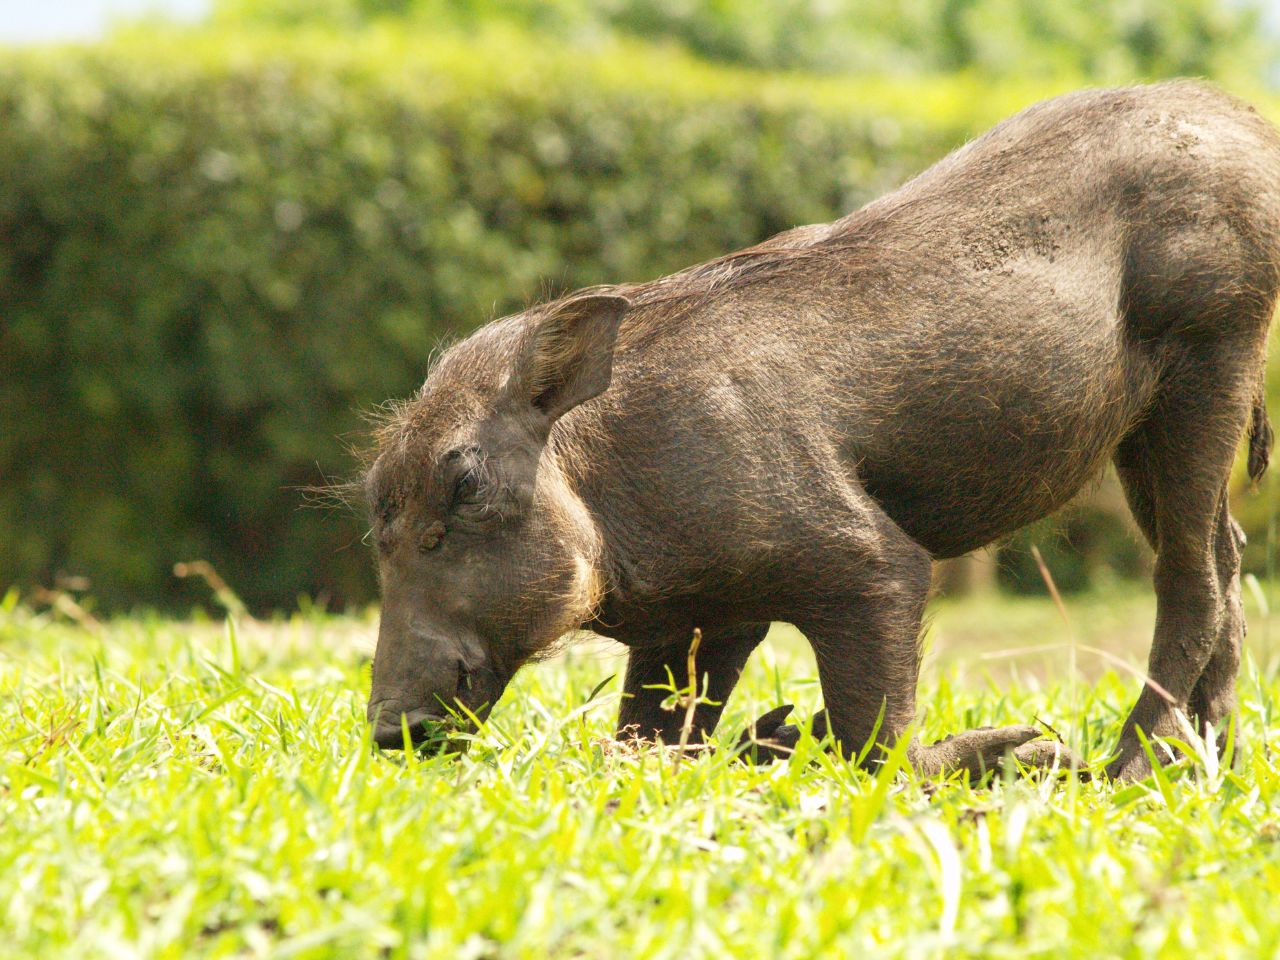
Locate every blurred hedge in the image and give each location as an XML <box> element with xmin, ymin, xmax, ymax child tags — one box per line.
<box><xmin>215</xmin><ymin>0</ymin><xmax>1273</xmax><ymax>84</ymax></box>
<box><xmin>0</xmin><ymin>30</ymin><xmax>1035</xmax><ymax>611</ymax></box>
<box><xmin>1</xmin><ymin>29</ymin><xmax>1276</xmax><ymax>611</ymax></box>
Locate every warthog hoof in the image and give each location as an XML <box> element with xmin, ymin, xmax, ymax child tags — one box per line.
<box><xmin>733</xmin><ymin>704</ymin><xmax>821</xmax><ymax>763</ymax></box>
<box><xmin>736</xmin><ymin>707</ymin><xmax>1087</xmax><ymax>781</ymax></box>
<box><xmin>914</xmin><ymin>725</ymin><xmax>1087</xmax><ymax>781</ymax></box>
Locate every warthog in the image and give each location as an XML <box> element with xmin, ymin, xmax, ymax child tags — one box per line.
<box><xmin>361</xmin><ymin>80</ymin><xmax>1278</xmax><ymax>780</ymax></box>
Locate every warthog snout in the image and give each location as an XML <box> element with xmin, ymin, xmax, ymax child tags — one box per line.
<box><xmin>367</xmin><ymin>700</ymin><xmax>449</xmax><ymax>750</ymax></box>
<box><xmin>367</xmin><ymin>619</ymin><xmax>476</xmax><ymax>751</ymax></box>
<box><xmin>367</xmin><ymin>615</ymin><xmax>505</xmax><ymax>752</ymax></box>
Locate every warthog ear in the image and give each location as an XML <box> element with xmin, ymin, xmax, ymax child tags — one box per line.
<box><xmin>516</xmin><ymin>293</ymin><xmax>630</xmax><ymax>422</ymax></box>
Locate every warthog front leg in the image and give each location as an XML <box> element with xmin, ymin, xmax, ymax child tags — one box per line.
<box><xmin>616</xmin><ymin>623</ymin><xmax>768</xmax><ymax>746</ymax></box>
<box><xmin>736</xmin><ymin>493</ymin><xmax>1081</xmax><ymax>779</ymax></box>
<box><xmin>736</xmin><ymin>704</ymin><xmax>1082</xmax><ymax>778</ymax></box>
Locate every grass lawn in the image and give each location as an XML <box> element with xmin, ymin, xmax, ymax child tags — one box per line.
<box><xmin>3</xmin><ymin>582</ymin><xmax>1280</xmax><ymax>959</ymax></box>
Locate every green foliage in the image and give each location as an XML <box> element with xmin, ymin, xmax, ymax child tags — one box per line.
<box><xmin>4</xmin><ymin>592</ymin><xmax>1280</xmax><ymax>957</ymax></box>
<box><xmin>213</xmin><ymin>0</ymin><xmax>1275</xmax><ymax>84</ymax></box>
<box><xmin>3</xmin><ymin>25</ymin><xmax>1279</xmax><ymax>611</ymax></box>
<box><xmin>0</xmin><ymin>29</ymin><xmax>1069</xmax><ymax>612</ymax></box>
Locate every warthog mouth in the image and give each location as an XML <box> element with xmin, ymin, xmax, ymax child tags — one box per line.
<box><xmin>367</xmin><ymin>702</ymin><xmax>458</xmax><ymax>752</ymax></box>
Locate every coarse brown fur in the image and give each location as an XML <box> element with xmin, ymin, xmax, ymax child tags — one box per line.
<box><xmin>362</xmin><ymin>80</ymin><xmax>1278</xmax><ymax>780</ymax></box>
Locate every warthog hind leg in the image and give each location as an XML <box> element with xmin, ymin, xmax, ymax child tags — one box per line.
<box><xmin>1107</xmin><ymin>341</ymin><xmax>1264</xmax><ymax>779</ymax></box>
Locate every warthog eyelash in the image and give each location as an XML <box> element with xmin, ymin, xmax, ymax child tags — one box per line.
<box><xmin>453</xmin><ymin>468</ymin><xmax>481</xmax><ymax>504</ymax></box>
<box><xmin>476</xmin><ymin>500</ymin><xmax>506</xmax><ymax>522</ymax></box>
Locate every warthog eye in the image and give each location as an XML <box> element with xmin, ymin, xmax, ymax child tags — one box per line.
<box><xmin>453</xmin><ymin>469</ymin><xmax>480</xmax><ymax>505</ymax></box>
<box><xmin>443</xmin><ymin>447</ymin><xmax>495</xmax><ymax>519</ymax></box>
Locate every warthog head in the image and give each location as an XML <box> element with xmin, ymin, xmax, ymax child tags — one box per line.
<box><xmin>363</xmin><ymin>294</ymin><xmax>628</xmax><ymax>749</ymax></box>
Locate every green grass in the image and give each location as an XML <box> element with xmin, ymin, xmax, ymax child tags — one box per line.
<box><xmin>3</xmin><ymin>585</ymin><xmax>1280</xmax><ymax>959</ymax></box>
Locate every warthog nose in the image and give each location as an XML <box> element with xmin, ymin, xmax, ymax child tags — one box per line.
<box><xmin>368</xmin><ymin>704</ymin><xmax>444</xmax><ymax>750</ymax></box>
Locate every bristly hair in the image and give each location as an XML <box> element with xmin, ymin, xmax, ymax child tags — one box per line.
<box><xmin>526</xmin><ymin>212</ymin><xmax>908</xmax><ymax>340</ymax></box>
<box><xmin>303</xmin><ymin>214</ymin><xmax>879</xmax><ymax>516</ymax></box>
<box><xmin>297</xmin><ymin>397</ymin><xmax>416</xmax><ymax>517</ymax></box>
<box><xmin>298</xmin><ymin>325</ymin><xmax>469</xmax><ymax>517</ymax></box>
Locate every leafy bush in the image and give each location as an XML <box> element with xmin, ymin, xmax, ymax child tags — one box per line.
<box><xmin>213</xmin><ymin>0</ymin><xmax>1275</xmax><ymax>83</ymax></box>
<box><xmin>1</xmin><ymin>29</ymin><xmax>1050</xmax><ymax>611</ymax></box>
<box><xmin>3</xmin><ymin>28</ymin><xmax>1276</xmax><ymax>612</ymax></box>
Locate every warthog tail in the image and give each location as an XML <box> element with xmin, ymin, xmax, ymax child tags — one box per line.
<box><xmin>1249</xmin><ymin>391</ymin><xmax>1273</xmax><ymax>483</ymax></box>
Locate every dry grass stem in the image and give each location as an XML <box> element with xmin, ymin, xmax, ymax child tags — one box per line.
<box><xmin>672</xmin><ymin>627</ymin><xmax>703</xmax><ymax>772</ymax></box>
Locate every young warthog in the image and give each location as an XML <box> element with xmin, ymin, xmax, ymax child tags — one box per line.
<box><xmin>362</xmin><ymin>81</ymin><xmax>1278</xmax><ymax>780</ymax></box>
